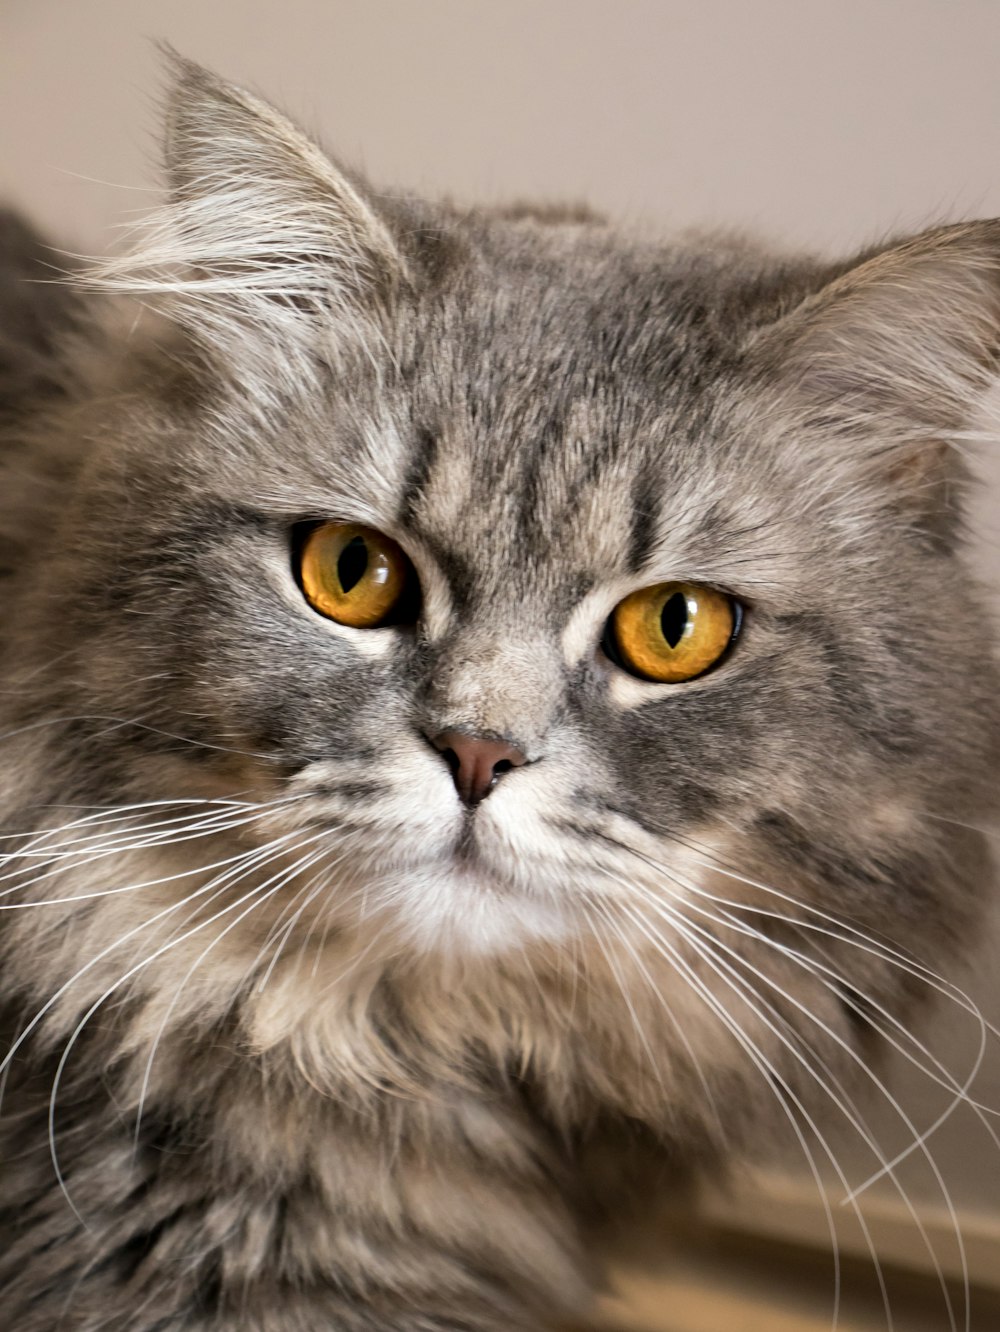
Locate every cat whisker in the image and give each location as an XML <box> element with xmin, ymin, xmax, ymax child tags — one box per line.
<box><xmin>298</xmin><ymin>835</ymin><xmax>406</xmax><ymax>984</ymax></box>
<box><xmin>618</xmin><ymin>826</ymin><xmax>1000</xmax><ymax>1241</ymax></box>
<box><xmin>3</xmin><ymin>795</ymin><xmax>279</xmax><ymax>851</ymax></box>
<box><xmin>582</xmin><ymin>894</ymin><xmax>726</xmax><ymax>1144</ymax></box>
<box><xmin>129</xmin><ymin>836</ymin><xmax>335</xmax><ymax>1150</ymax></box>
<box><xmin>280</xmin><ymin>841</ymin><xmax>406</xmax><ymax>991</ymax></box>
<box><xmin>922</xmin><ymin>811</ymin><xmax>1000</xmax><ymax>838</ymax></box>
<box><xmin>610</xmin><ymin>828</ymin><xmax>1000</xmax><ymax>1078</ymax></box>
<box><xmin>692</xmin><ymin>894</ymin><xmax>1000</xmax><ymax>1146</ymax></box>
<box><xmin>49</xmin><ymin>858</ymin><xmax>293</xmax><ymax>1223</ymax></box>
<box><xmin>289</xmin><ymin>860</ymin><xmax>365</xmax><ymax>987</ymax></box>
<box><xmin>0</xmin><ymin>711</ymin><xmax>285</xmax><ymax>764</ymax></box>
<box><xmin>40</xmin><ymin>845</ymin><xmax>289</xmax><ymax>1222</ymax></box>
<box><xmin>0</xmin><ymin>813</ymin><xmax>268</xmax><ymax>878</ymax></box>
<box><xmin>616</xmin><ymin>881</ymin><xmax>969</xmax><ymax>1332</ymax></box>
<box><xmin>582</xmin><ymin>899</ymin><xmax>668</xmax><ymax>1097</ymax></box>
<box><xmin>599</xmin><ymin>890</ymin><xmax>852</xmax><ymax>1330</ymax></box>
<box><xmin>0</xmin><ymin>830</ymin><xmax>305</xmax><ymax>1092</ymax></box>
<box><xmin>0</xmin><ymin>798</ymin><xmax>303</xmax><ymax>906</ymax></box>
<box><xmin>250</xmin><ymin>847</ymin><xmax>345</xmax><ymax>995</ymax></box>
<box><xmin>617</xmin><ymin>890</ymin><xmax>956</xmax><ymax>1332</ymax></box>
<box><xmin>0</xmin><ymin>795</ymin><xmax>257</xmax><ymax>842</ymax></box>
<box><xmin>665</xmin><ymin>829</ymin><xmax>987</xmax><ymax>1006</ymax></box>
<box><xmin>651</xmin><ymin>843</ymin><xmax>1000</xmax><ymax>1130</ymax></box>
<box><xmin>638</xmin><ymin>864</ymin><xmax>996</xmax><ymax>1104</ymax></box>
<box><xmin>0</xmin><ymin>802</ymin><xmax>255</xmax><ymax>859</ymax></box>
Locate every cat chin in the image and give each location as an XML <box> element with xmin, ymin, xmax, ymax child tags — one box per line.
<box><xmin>378</xmin><ymin>861</ymin><xmax>576</xmax><ymax>956</ymax></box>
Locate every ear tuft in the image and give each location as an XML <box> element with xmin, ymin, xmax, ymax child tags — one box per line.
<box><xmin>83</xmin><ymin>49</ymin><xmax>408</xmax><ymax>356</ymax></box>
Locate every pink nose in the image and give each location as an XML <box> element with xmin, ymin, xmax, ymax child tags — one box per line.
<box><xmin>430</xmin><ymin>730</ymin><xmax>527</xmax><ymax>806</ymax></box>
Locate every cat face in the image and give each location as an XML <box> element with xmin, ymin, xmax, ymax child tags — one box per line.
<box><xmin>15</xmin><ymin>191</ymin><xmax>994</xmax><ymax>973</ymax></box>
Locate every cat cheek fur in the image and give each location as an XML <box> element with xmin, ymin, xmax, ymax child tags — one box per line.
<box><xmin>0</xmin><ymin>50</ymin><xmax>998</xmax><ymax>1332</ymax></box>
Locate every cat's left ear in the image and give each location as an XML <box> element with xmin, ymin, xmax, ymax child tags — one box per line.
<box><xmin>750</xmin><ymin>221</ymin><xmax>1000</xmax><ymax>537</ymax></box>
<box><xmin>91</xmin><ymin>50</ymin><xmax>408</xmax><ymax>353</ymax></box>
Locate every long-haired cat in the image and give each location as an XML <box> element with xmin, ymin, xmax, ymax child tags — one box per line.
<box><xmin>0</xmin><ymin>53</ymin><xmax>997</xmax><ymax>1331</ymax></box>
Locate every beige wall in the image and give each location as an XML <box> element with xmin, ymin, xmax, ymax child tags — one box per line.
<box><xmin>3</xmin><ymin>0</ymin><xmax>999</xmax><ymax>1219</ymax></box>
<box><xmin>7</xmin><ymin>0</ymin><xmax>1000</xmax><ymax>257</ymax></box>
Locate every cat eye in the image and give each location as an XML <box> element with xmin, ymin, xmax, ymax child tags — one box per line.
<box><xmin>605</xmin><ymin>581</ymin><xmax>739</xmax><ymax>683</ymax></box>
<box><xmin>298</xmin><ymin>522</ymin><xmax>415</xmax><ymax>628</ymax></box>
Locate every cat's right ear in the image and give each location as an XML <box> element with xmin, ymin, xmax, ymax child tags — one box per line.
<box><xmin>89</xmin><ymin>50</ymin><xmax>408</xmax><ymax>358</ymax></box>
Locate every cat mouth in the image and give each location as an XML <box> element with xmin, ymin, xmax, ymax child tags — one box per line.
<box><xmin>451</xmin><ymin>814</ymin><xmax>485</xmax><ymax>868</ymax></box>
<box><xmin>443</xmin><ymin>813</ymin><xmax>519</xmax><ymax>891</ymax></box>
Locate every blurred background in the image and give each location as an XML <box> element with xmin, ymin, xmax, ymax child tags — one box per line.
<box><xmin>3</xmin><ymin>3</ymin><xmax>999</xmax><ymax>1328</ymax></box>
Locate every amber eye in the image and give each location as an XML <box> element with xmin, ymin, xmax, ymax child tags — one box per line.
<box><xmin>607</xmin><ymin>581</ymin><xmax>738</xmax><ymax>683</ymax></box>
<box><xmin>298</xmin><ymin>522</ymin><xmax>413</xmax><ymax>628</ymax></box>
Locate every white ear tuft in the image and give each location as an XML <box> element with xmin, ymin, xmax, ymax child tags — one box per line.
<box><xmin>84</xmin><ymin>50</ymin><xmax>408</xmax><ymax>358</ymax></box>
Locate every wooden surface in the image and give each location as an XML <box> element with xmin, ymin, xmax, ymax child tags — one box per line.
<box><xmin>597</xmin><ymin>1227</ymin><xmax>1000</xmax><ymax>1332</ymax></box>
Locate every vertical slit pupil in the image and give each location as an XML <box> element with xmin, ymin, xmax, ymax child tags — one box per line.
<box><xmin>660</xmin><ymin>591</ymin><xmax>689</xmax><ymax>649</ymax></box>
<box><xmin>337</xmin><ymin>536</ymin><xmax>369</xmax><ymax>593</ymax></box>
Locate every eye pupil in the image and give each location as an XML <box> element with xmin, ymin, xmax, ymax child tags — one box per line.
<box><xmin>337</xmin><ymin>536</ymin><xmax>369</xmax><ymax>593</ymax></box>
<box><xmin>660</xmin><ymin>591</ymin><xmax>689</xmax><ymax>649</ymax></box>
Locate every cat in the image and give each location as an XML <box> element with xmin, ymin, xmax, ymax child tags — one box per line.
<box><xmin>0</xmin><ymin>50</ymin><xmax>997</xmax><ymax>1331</ymax></box>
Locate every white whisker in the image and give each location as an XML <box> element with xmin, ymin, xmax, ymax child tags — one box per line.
<box><xmin>602</xmin><ymin>891</ymin><xmax>850</xmax><ymax>1329</ymax></box>
<box><xmin>130</xmin><ymin>836</ymin><xmax>333</xmax><ymax>1148</ymax></box>
<box><xmin>617</xmin><ymin>879</ymin><xmax>966</xmax><ymax>1332</ymax></box>
<box><xmin>0</xmin><ymin>830</ymin><xmax>303</xmax><ymax>1084</ymax></box>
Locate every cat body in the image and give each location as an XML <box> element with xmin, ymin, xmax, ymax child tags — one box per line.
<box><xmin>0</xmin><ymin>57</ymin><xmax>997</xmax><ymax>1330</ymax></box>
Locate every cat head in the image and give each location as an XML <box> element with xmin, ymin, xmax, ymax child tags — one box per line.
<box><xmin>3</xmin><ymin>56</ymin><xmax>998</xmax><ymax>1113</ymax></box>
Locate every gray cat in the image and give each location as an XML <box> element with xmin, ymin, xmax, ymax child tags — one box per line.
<box><xmin>0</xmin><ymin>53</ymin><xmax>997</xmax><ymax>1331</ymax></box>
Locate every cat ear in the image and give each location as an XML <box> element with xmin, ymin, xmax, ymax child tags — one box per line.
<box><xmin>90</xmin><ymin>50</ymin><xmax>407</xmax><ymax>354</ymax></box>
<box><xmin>751</xmin><ymin>222</ymin><xmax>1000</xmax><ymax>536</ymax></box>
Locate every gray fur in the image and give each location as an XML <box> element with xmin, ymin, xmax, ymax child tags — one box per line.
<box><xmin>0</xmin><ymin>55</ymin><xmax>997</xmax><ymax>1330</ymax></box>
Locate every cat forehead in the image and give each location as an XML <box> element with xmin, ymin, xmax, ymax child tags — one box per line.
<box><xmin>399</xmin><ymin>222</ymin><xmax>784</xmax><ymax>400</ymax></box>
<box><xmin>394</xmin><ymin>403</ymin><xmax>659</xmax><ymax>593</ymax></box>
<box><xmin>340</xmin><ymin>233</ymin><xmax>784</xmax><ymax>558</ymax></box>
<box><xmin>378</xmin><ymin>224</ymin><xmax>823</xmax><ymax>547</ymax></box>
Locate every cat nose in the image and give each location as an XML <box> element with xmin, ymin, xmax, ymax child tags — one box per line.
<box><xmin>428</xmin><ymin>730</ymin><xmax>527</xmax><ymax>806</ymax></box>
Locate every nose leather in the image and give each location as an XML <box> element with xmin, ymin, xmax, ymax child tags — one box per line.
<box><xmin>429</xmin><ymin>730</ymin><xmax>527</xmax><ymax>806</ymax></box>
